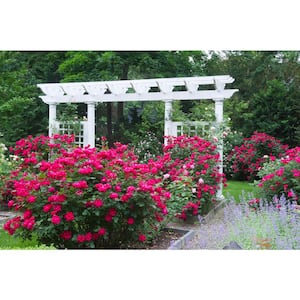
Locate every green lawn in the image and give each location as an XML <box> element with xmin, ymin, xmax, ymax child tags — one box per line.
<box><xmin>224</xmin><ymin>180</ymin><xmax>258</xmax><ymax>202</ymax></box>
<box><xmin>0</xmin><ymin>228</ymin><xmax>53</xmax><ymax>250</ymax></box>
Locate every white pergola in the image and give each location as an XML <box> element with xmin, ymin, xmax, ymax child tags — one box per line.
<box><xmin>37</xmin><ymin>75</ymin><xmax>238</xmax><ymax>147</ymax></box>
<box><xmin>38</xmin><ymin>75</ymin><xmax>238</xmax><ymax>199</ymax></box>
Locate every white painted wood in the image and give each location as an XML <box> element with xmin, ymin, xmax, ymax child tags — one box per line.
<box><xmin>61</xmin><ymin>84</ymin><xmax>86</xmax><ymax>95</ymax></box>
<box><xmin>214</xmin><ymin>99</ymin><xmax>224</xmax><ymax>123</ymax></box>
<box><xmin>86</xmin><ymin>102</ymin><xmax>95</xmax><ymax>147</ymax></box>
<box><xmin>48</xmin><ymin>103</ymin><xmax>57</xmax><ymax>137</ymax></box>
<box><xmin>107</xmin><ymin>82</ymin><xmax>132</xmax><ymax>95</ymax></box>
<box><xmin>39</xmin><ymin>89</ymin><xmax>238</xmax><ymax>104</ymax></box>
<box><xmin>37</xmin><ymin>75</ymin><xmax>237</xmax><ymax>102</ymax></box>
<box><xmin>84</xmin><ymin>83</ymin><xmax>108</xmax><ymax>95</ymax></box>
<box><xmin>130</xmin><ymin>82</ymin><xmax>152</xmax><ymax>94</ymax></box>
<box><xmin>164</xmin><ymin>100</ymin><xmax>173</xmax><ymax>144</ymax></box>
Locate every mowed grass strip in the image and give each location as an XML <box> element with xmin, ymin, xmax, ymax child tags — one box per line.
<box><xmin>224</xmin><ymin>180</ymin><xmax>258</xmax><ymax>202</ymax></box>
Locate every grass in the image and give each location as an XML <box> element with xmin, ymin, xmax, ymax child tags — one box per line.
<box><xmin>224</xmin><ymin>180</ymin><xmax>258</xmax><ymax>202</ymax></box>
<box><xmin>0</xmin><ymin>227</ymin><xmax>54</xmax><ymax>250</ymax></box>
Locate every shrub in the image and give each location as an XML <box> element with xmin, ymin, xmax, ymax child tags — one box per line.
<box><xmin>3</xmin><ymin>135</ymin><xmax>170</xmax><ymax>249</ymax></box>
<box><xmin>223</xmin><ymin>130</ymin><xmax>244</xmax><ymax>177</ymax></box>
<box><xmin>9</xmin><ymin>134</ymin><xmax>75</xmax><ymax>164</ymax></box>
<box><xmin>161</xmin><ymin>135</ymin><xmax>225</xmax><ymax>219</ymax></box>
<box><xmin>226</xmin><ymin>132</ymin><xmax>288</xmax><ymax>181</ymax></box>
<box><xmin>1</xmin><ymin>134</ymin><xmax>76</xmax><ymax>208</ymax></box>
<box><xmin>256</xmin><ymin>147</ymin><xmax>300</xmax><ymax>203</ymax></box>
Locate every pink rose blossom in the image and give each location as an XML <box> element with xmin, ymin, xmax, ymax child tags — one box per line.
<box><xmin>51</xmin><ymin>215</ymin><xmax>61</xmax><ymax>225</ymax></box>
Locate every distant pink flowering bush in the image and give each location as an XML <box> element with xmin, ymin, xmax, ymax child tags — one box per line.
<box><xmin>226</xmin><ymin>132</ymin><xmax>288</xmax><ymax>181</ymax></box>
<box><xmin>3</xmin><ymin>135</ymin><xmax>170</xmax><ymax>249</ymax></box>
<box><xmin>256</xmin><ymin>147</ymin><xmax>300</xmax><ymax>203</ymax></box>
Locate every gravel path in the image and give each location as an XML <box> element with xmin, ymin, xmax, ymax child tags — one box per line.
<box><xmin>182</xmin><ymin>207</ymin><xmax>232</xmax><ymax>249</ymax></box>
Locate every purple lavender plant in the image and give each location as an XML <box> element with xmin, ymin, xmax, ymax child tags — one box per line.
<box><xmin>191</xmin><ymin>193</ymin><xmax>300</xmax><ymax>250</ymax></box>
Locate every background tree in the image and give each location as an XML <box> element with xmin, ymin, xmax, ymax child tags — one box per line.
<box><xmin>205</xmin><ymin>51</ymin><xmax>300</xmax><ymax>146</ymax></box>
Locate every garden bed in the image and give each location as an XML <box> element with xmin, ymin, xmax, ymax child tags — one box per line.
<box><xmin>0</xmin><ymin>200</ymin><xmax>226</xmax><ymax>250</ymax></box>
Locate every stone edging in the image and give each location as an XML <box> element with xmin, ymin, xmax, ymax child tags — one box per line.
<box><xmin>167</xmin><ymin>199</ymin><xmax>228</xmax><ymax>249</ymax></box>
<box><xmin>168</xmin><ymin>229</ymin><xmax>197</xmax><ymax>250</ymax></box>
<box><xmin>199</xmin><ymin>199</ymin><xmax>227</xmax><ymax>224</ymax></box>
<box><xmin>0</xmin><ymin>212</ymin><xmax>18</xmax><ymax>225</ymax></box>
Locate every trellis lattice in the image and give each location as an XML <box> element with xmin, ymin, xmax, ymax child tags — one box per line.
<box><xmin>55</xmin><ymin>121</ymin><xmax>87</xmax><ymax>147</ymax></box>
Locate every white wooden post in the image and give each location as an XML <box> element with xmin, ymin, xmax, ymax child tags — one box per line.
<box><xmin>86</xmin><ymin>102</ymin><xmax>95</xmax><ymax>147</ymax></box>
<box><xmin>48</xmin><ymin>102</ymin><xmax>57</xmax><ymax>137</ymax></box>
<box><xmin>213</xmin><ymin>98</ymin><xmax>224</xmax><ymax>200</ymax></box>
<box><xmin>164</xmin><ymin>100</ymin><xmax>173</xmax><ymax>145</ymax></box>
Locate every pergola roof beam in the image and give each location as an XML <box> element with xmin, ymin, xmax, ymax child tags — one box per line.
<box><xmin>38</xmin><ymin>75</ymin><xmax>238</xmax><ymax>104</ymax></box>
<box><xmin>40</xmin><ymin>89</ymin><xmax>238</xmax><ymax>104</ymax></box>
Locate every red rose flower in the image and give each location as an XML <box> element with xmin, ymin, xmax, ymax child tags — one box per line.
<box><xmin>108</xmin><ymin>208</ymin><xmax>117</xmax><ymax>216</ymax></box>
<box><xmin>85</xmin><ymin>232</ymin><xmax>93</xmax><ymax>241</ymax></box>
<box><xmin>51</xmin><ymin>215</ymin><xmax>61</xmax><ymax>225</ymax></box>
<box><xmin>105</xmin><ymin>214</ymin><xmax>113</xmax><ymax>222</ymax></box>
<box><xmin>138</xmin><ymin>234</ymin><xmax>146</xmax><ymax>242</ymax></box>
<box><xmin>60</xmin><ymin>231</ymin><xmax>72</xmax><ymax>240</ymax></box>
<box><xmin>98</xmin><ymin>228</ymin><xmax>106</xmax><ymax>236</ymax></box>
<box><xmin>27</xmin><ymin>195</ymin><xmax>36</xmax><ymax>203</ymax></box>
<box><xmin>93</xmin><ymin>199</ymin><xmax>103</xmax><ymax>208</ymax></box>
<box><xmin>127</xmin><ymin>218</ymin><xmax>135</xmax><ymax>225</ymax></box>
<box><xmin>43</xmin><ymin>204</ymin><xmax>52</xmax><ymax>213</ymax></box>
<box><xmin>64</xmin><ymin>212</ymin><xmax>75</xmax><ymax>222</ymax></box>
<box><xmin>77</xmin><ymin>235</ymin><xmax>86</xmax><ymax>243</ymax></box>
<box><xmin>109</xmin><ymin>192</ymin><xmax>119</xmax><ymax>199</ymax></box>
<box><xmin>7</xmin><ymin>200</ymin><xmax>14</xmax><ymax>208</ymax></box>
<box><xmin>23</xmin><ymin>210</ymin><xmax>32</xmax><ymax>219</ymax></box>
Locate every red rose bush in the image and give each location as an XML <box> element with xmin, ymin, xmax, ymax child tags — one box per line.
<box><xmin>226</xmin><ymin>132</ymin><xmax>288</xmax><ymax>181</ymax></box>
<box><xmin>3</xmin><ymin>136</ymin><xmax>170</xmax><ymax>249</ymax></box>
<box><xmin>160</xmin><ymin>135</ymin><xmax>225</xmax><ymax>220</ymax></box>
<box><xmin>256</xmin><ymin>146</ymin><xmax>300</xmax><ymax>203</ymax></box>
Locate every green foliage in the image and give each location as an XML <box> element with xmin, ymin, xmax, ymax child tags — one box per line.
<box><xmin>207</xmin><ymin>51</ymin><xmax>300</xmax><ymax>146</ymax></box>
<box><xmin>130</xmin><ymin>131</ymin><xmax>163</xmax><ymax>163</ymax></box>
<box><xmin>0</xmin><ymin>228</ymin><xmax>54</xmax><ymax>249</ymax></box>
<box><xmin>0</xmin><ymin>143</ymin><xmax>20</xmax><ymax>196</ymax></box>
<box><xmin>0</xmin><ymin>97</ymin><xmax>48</xmax><ymax>146</ymax></box>
<box><xmin>249</xmin><ymin>79</ymin><xmax>299</xmax><ymax>146</ymax></box>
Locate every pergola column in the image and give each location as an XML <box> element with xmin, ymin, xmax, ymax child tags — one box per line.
<box><xmin>48</xmin><ymin>102</ymin><xmax>57</xmax><ymax>137</ymax></box>
<box><xmin>214</xmin><ymin>98</ymin><xmax>224</xmax><ymax>123</ymax></box>
<box><xmin>213</xmin><ymin>98</ymin><xmax>225</xmax><ymax>199</ymax></box>
<box><xmin>86</xmin><ymin>102</ymin><xmax>95</xmax><ymax>147</ymax></box>
<box><xmin>164</xmin><ymin>99</ymin><xmax>173</xmax><ymax>144</ymax></box>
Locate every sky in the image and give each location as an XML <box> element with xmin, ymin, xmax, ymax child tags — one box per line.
<box><xmin>1</xmin><ymin>0</ymin><xmax>299</xmax><ymax>51</ymax></box>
